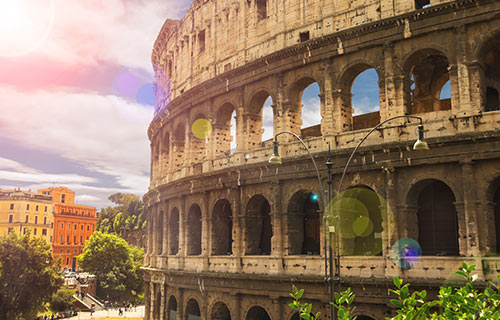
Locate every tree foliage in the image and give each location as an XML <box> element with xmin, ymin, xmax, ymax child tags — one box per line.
<box><xmin>97</xmin><ymin>193</ymin><xmax>146</xmax><ymax>247</ymax></box>
<box><xmin>49</xmin><ymin>288</ymin><xmax>75</xmax><ymax>313</ymax></box>
<box><xmin>0</xmin><ymin>232</ymin><xmax>63</xmax><ymax>319</ymax></box>
<box><xmin>78</xmin><ymin>232</ymin><xmax>143</xmax><ymax>301</ymax></box>
<box><xmin>290</xmin><ymin>263</ymin><xmax>500</xmax><ymax>320</ymax></box>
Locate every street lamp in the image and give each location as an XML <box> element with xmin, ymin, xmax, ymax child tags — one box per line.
<box><xmin>269</xmin><ymin>116</ymin><xmax>429</xmax><ymax>320</ymax></box>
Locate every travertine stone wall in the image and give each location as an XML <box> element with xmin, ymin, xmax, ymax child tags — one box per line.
<box><xmin>145</xmin><ymin>0</ymin><xmax>500</xmax><ymax>319</ymax></box>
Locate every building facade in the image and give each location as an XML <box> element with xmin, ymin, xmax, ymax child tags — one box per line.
<box><xmin>0</xmin><ymin>189</ymin><xmax>54</xmax><ymax>244</ymax></box>
<box><xmin>39</xmin><ymin>187</ymin><xmax>97</xmax><ymax>270</ymax></box>
<box><xmin>144</xmin><ymin>0</ymin><xmax>500</xmax><ymax>319</ymax></box>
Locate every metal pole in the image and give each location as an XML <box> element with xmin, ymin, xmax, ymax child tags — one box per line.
<box><xmin>325</xmin><ymin>146</ymin><xmax>335</xmax><ymax>320</ymax></box>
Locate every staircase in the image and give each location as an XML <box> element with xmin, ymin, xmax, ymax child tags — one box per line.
<box><xmin>73</xmin><ymin>293</ymin><xmax>105</xmax><ymax>311</ymax></box>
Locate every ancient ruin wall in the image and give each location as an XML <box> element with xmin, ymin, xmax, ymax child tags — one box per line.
<box><xmin>152</xmin><ymin>0</ymin><xmax>453</xmax><ymax>108</ymax></box>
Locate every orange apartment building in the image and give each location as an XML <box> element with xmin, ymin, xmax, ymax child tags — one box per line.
<box><xmin>38</xmin><ymin>187</ymin><xmax>97</xmax><ymax>270</ymax></box>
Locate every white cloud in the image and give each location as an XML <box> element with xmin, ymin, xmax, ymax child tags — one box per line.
<box><xmin>0</xmin><ymin>170</ymin><xmax>97</xmax><ymax>184</ymax></box>
<box><xmin>0</xmin><ymin>86</ymin><xmax>151</xmax><ymax>196</ymax></box>
<box><xmin>75</xmin><ymin>194</ymin><xmax>101</xmax><ymax>204</ymax></box>
<box><xmin>353</xmin><ymin>96</ymin><xmax>380</xmax><ymax>116</ymax></box>
<box><xmin>301</xmin><ymin>96</ymin><xmax>322</xmax><ymax>128</ymax></box>
<box><xmin>0</xmin><ymin>157</ymin><xmax>41</xmax><ymax>174</ymax></box>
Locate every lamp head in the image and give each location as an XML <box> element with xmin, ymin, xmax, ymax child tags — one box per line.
<box><xmin>268</xmin><ymin>140</ymin><xmax>283</xmax><ymax>165</ymax></box>
<box><xmin>413</xmin><ymin>124</ymin><xmax>429</xmax><ymax>150</ymax></box>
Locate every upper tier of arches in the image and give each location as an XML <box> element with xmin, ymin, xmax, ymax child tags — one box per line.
<box><xmin>149</xmin><ymin>13</ymin><xmax>500</xmax><ymax>187</ymax></box>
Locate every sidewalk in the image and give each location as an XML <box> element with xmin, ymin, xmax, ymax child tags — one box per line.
<box><xmin>69</xmin><ymin>305</ymin><xmax>145</xmax><ymax>319</ymax></box>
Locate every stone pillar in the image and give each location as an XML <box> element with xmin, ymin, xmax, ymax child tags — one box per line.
<box><xmin>178</xmin><ymin>197</ymin><xmax>186</xmax><ymax>268</ymax></box>
<box><xmin>177</xmin><ymin>288</ymin><xmax>184</xmax><ymax>320</ymax></box>
<box><xmin>322</xmin><ymin>61</ymin><xmax>335</xmax><ymax>136</ymax></box>
<box><xmin>236</xmin><ymin>105</ymin><xmax>246</xmax><ymax>152</ymax></box>
<box><xmin>231</xmin><ymin>293</ymin><xmax>241</xmax><ymax>320</ymax></box>
<box><xmin>144</xmin><ymin>279</ymin><xmax>151</xmax><ymax>320</ymax></box>
<box><xmin>162</xmin><ymin>201</ymin><xmax>169</xmax><ymax>259</ymax></box>
<box><xmin>184</xmin><ymin>115</ymin><xmax>192</xmax><ymax>169</ymax></box>
<box><xmin>149</xmin><ymin>282</ymin><xmax>155</xmax><ymax>320</ymax></box>
<box><xmin>461</xmin><ymin>160</ymin><xmax>480</xmax><ymax>256</ymax></box>
<box><xmin>270</xmin><ymin>180</ymin><xmax>283</xmax><ymax>273</ymax></box>
<box><xmin>383</xmin><ymin>167</ymin><xmax>397</xmax><ymax>257</ymax></box>
<box><xmin>207</xmin><ymin>99</ymin><xmax>215</xmax><ymax>162</ymax></box>
<box><xmin>382</xmin><ymin>41</ymin><xmax>405</xmax><ymax>120</ymax></box>
<box><xmin>152</xmin><ymin>205</ymin><xmax>158</xmax><ymax>267</ymax></box>
<box><xmin>468</xmin><ymin>62</ymin><xmax>485</xmax><ymax>113</ymax></box>
<box><xmin>448</xmin><ymin>64</ymin><xmax>461</xmax><ymax>114</ymax></box>
<box><xmin>454</xmin><ymin>201</ymin><xmax>468</xmax><ymax>256</ymax></box>
<box><xmin>159</xmin><ymin>283</ymin><xmax>165</xmax><ymax>320</ymax></box>
<box><xmin>331</xmin><ymin>90</ymin><xmax>352</xmax><ymax>133</ymax></box>
<box><xmin>232</xmin><ymin>187</ymin><xmax>243</xmax><ymax>271</ymax></box>
<box><xmin>454</xmin><ymin>25</ymin><xmax>473</xmax><ymax>114</ymax></box>
<box><xmin>477</xmin><ymin>201</ymin><xmax>497</xmax><ymax>253</ymax></box>
<box><xmin>168</xmin><ymin>128</ymin><xmax>174</xmax><ymax>180</ymax></box>
<box><xmin>202</xmin><ymin>191</ymin><xmax>210</xmax><ymax>270</ymax></box>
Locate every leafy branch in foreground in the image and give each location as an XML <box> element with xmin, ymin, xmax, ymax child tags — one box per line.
<box><xmin>289</xmin><ymin>262</ymin><xmax>500</xmax><ymax>319</ymax></box>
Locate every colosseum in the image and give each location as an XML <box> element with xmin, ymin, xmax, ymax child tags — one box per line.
<box><xmin>143</xmin><ymin>0</ymin><xmax>500</xmax><ymax>319</ymax></box>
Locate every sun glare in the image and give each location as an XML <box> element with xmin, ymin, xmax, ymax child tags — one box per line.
<box><xmin>0</xmin><ymin>0</ymin><xmax>54</xmax><ymax>57</ymax></box>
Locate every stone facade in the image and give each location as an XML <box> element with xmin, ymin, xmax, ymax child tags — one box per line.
<box><xmin>144</xmin><ymin>0</ymin><xmax>500</xmax><ymax>319</ymax></box>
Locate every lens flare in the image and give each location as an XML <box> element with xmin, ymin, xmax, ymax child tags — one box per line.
<box><xmin>192</xmin><ymin>119</ymin><xmax>212</xmax><ymax>139</ymax></box>
<box><xmin>0</xmin><ymin>0</ymin><xmax>54</xmax><ymax>57</ymax></box>
<box><xmin>390</xmin><ymin>238</ymin><xmax>422</xmax><ymax>269</ymax></box>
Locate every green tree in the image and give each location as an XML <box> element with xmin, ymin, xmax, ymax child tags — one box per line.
<box><xmin>49</xmin><ymin>288</ymin><xmax>75</xmax><ymax>313</ymax></box>
<box><xmin>78</xmin><ymin>232</ymin><xmax>143</xmax><ymax>301</ymax></box>
<box><xmin>290</xmin><ymin>263</ymin><xmax>500</xmax><ymax>319</ymax></box>
<box><xmin>0</xmin><ymin>232</ymin><xmax>62</xmax><ymax>320</ymax></box>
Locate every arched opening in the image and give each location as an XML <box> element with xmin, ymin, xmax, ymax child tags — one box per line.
<box><xmin>247</xmin><ymin>91</ymin><xmax>273</xmax><ymax>149</ymax></box>
<box><xmin>186</xmin><ymin>299</ymin><xmax>201</xmax><ymax>320</ymax></box>
<box><xmin>245</xmin><ymin>306</ymin><xmax>271</xmax><ymax>320</ymax></box>
<box><xmin>157</xmin><ymin>211</ymin><xmax>164</xmax><ymax>255</ymax></box>
<box><xmin>215</xmin><ymin>103</ymin><xmax>236</xmax><ymax>157</ymax></box>
<box><xmin>161</xmin><ymin>131</ymin><xmax>170</xmax><ymax>179</ymax></box>
<box><xmin>191</xmin><ymin>113</ymin><xmax>209</xmax><ymax>164</ymax></box>
<box><xmin>413</xmin><ymin>180</ymin><xmax>459</xmax><ymax>256</ymax></box>
<box><xmin>211</xmin><ymin>302</ymin><xmax>231</xmax><ymax>320</ymax></box>
<box><xmin>290</xmin><ymin>313</ymin><xmax>300</xmax><ymax>320</ymax></box>
<box><xmin>245</xmin><ymin>195</ymin><xmax>272</xmax><ymax>255</ymax></box>
<box><xmin>333</xmin><ymin>186</ymin><xmax>383</xmax><ymax>256</ymax></box>
<box><xmin>187</xmin><ymin>204</ymin><xmax>202</xmax><ymax>256</ymax></box>
<box><xmin>287</xmin><ymin>78</ymin><xmax>322</xmax><ymax>139</ymax></box>
<box><xmin>486</xmin><ymin>87</ymin><xmax>500</xmax><ymax>112</ymax></box>
<box><xmin>351</xmin><ymin>68</ymin><xmax>381</xmax><ymax>130</ymax></box>
<box><xmin>154</xmin><ymin>284</ymin><xmax>161</xmax><ymax>320</ymax></box>
<box><xmin>167</xmin><ymin>296</ymin><xmax>177</xmax><ymax>320</ymax></box>
<box><xmin>492</xmin><ymin>182</ymin><xmax>500</xmax><ymax>253</ymax></box>
<box><xmin>212</xmin><ymin>199</ymin><xmax>233</xmax><ymax>255</ymax></box>
<box><xmin>481</xmin><ymin>34</ymin><xmax>500</xmax><ymax>112</ymax></box>
<box><xmin>287</xmin><ymin>191</ymin><xmax>320</xmax><ymax>255</ymax></box>
<box><xmin>169</xmin><ymin>208</ymin><xmax>179</xmax><ymax>255</ymax></box>
<box><xmin>405</xmin><ymin>49</ymin><xmax>451</xmax><ymax>114</ymax></box>
<box><xmin>173</xmin><ymin>124</ymin><xmax>185</xmax><ymax>169</ymax></box>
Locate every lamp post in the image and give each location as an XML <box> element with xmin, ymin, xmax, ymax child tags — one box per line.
<box><xmin>269</xmin><ymin>116</ymin><xmax>429</xmax><ymax>320</ymax></box>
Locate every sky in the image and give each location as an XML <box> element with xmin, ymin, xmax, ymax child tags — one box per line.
<box><xmin>0</xmin><ymin>0</ymin><xmax>390</xmax><ymax>211</ymax></box>
<box><xmin>0</xmin><ymin>0</ymin><xmax>191</xmax><ymax>209</ymax></box>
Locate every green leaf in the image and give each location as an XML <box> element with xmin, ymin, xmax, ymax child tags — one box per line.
<box><xmin>391</xmin><ymin>299</ymin><xmax>403</xmax><ymax>308</ymax></box>
<box><xmin>393</xmin><ymin>277</ymin><xmax>403</xmax><ymax>289</ymax></box>
<box><xmin>297</xmin><ymin>289</ymin><xmax>304</xmax><ymax>300</ymax></box>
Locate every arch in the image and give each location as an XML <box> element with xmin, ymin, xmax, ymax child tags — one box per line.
<box><xmin>190</xmin><ymin>113</ymin><xmax>209</xmax><ymax>164</ymax></box>
<box><xmin>407</xmin><ymin>179</ymin><xmax>459</xmax><ymax>256</ymax></box>
<box><xmin>335</xmin><ymin>186</ymin><xmax>383</xmax><ymax>256</ymax></box>
<box><xmin>351</xmin><ymin>68</ymin><xmax>381</xmax><ymax>130</ymax></box>
<box><xmin>245</xmin><ymin>306</ymin><xmax>271</xmax><ymax>320</ymax></box>
<box><xmin>286</xmin><ymin>190</ymin><xmax>320</xmax><ymax>255</ymax></box>
<box><xmin>167</xmin><ymin>295</ymin><xmax>178</xmax><ymax>320</ymax></box>
<box><xmin>169</xmin><ymin>208</ymin><xmax>179</xmax><ymax>255</ymax></box>
<box><xmin>214</xmin><ymin>102</ymin><xmax>237</xmax><ymax>157</ymax></box>
<box><xmin>210</xmin><ymin>301</ymin><xmax>232</xmax><ymax>320</ymax></box>
<box><xmin>173</xmin><ymin>123</ymin><xmax>186</xmax><ymax>169</ymax></box>
<box><xmin>245</xmin><ymin>195</ymin><xmax>272</xmax><ymax>255</ymax></box>
<box><xmin>403</xmin><ymin>48</ymin><xmax>452</xmax><ymax>114</ymax></box>
<box><xmin>157</xmin><ymin>210</ymin><xmax>164</xmax><ymax>255</ymax></box>
<box><xmin>287</xmin><ymin>77</ymin><xmax>322</xmax><ymax>138</ymax></box>
<box><xmin>290</xmin><ymin>312</ymin><xmax>300</xmax><ymax>320</ymax></box>
<box><xmin>186</xmin><ymin>298</ymin><xmax>201</xmax><ymax>320</ymax></box>
<box><xmin>338</xmin><ymin>63</ymin><xmax>381</xmax><ymax>131</ymax></box>
<box><xmin>247</xmin><ymin>90</ymin><xmax>274</xmax><ymax>149</ymax></box>
<box><xmin>187</xmin><ymin>203</ymin><xmax>202</xmax><ymax>256</ymax></box>
<box><xmin>478</xmin><ymin>31</ymin><xmax>500</xmax><ymax>111</ymax></box>
<box><xmin>212</xmin><ymin>199</ymin><xmax>233</xmax><ymax>255</ymax></box>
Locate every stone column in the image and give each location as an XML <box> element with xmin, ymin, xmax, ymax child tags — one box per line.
<box><xmin>177</xmin><ymin>288</ymin><xmax>184</xmax><ymax>320</ymax></box>
<box><xmin>152</xmin><ymin>205</ymin><xmax>158</xmax><ymax>267</ymax></box>
<box><xmin>331</xmin><ymin>90</ymin><xmax>352</xmax><ymax>133</ymax></box>
<box><xmin>468</xmin><ymin>62</ymin><xmax>485</xmax><ymax>113</ymax></box>
<box><xmin>202</xmin><ymin>191</ymin><xmax>210</xmax><ymax>270</ymax></box>
<box><xmin>461</xmin><ymin>160</ymin><xmax>480</xmax><ymax>256</ymax></box>
<box><xmin>184</xmin><ymin>115</ymin><xmax>192</xmax><ymax>171</ymax></box>
<box><xmin>149</xmin><ymin>282</ymin><xmax>155</xmax><ymax>320</ymax></box>
<box><xmin>454</xmin><ymin>201</ymin><xmax>468</xmax><ymax>256</ymax></box>
<box><xmin>207</xmin><ymin>99</ymin><xmax>215</xmax><ymax>162</ymax></box>
<box><xmin>232</xmin><ymin>187</ymin><xmax>243</xmax><ymax>271</ymax></box>
<box><xmin>322</xmin><ymin>61</ymin><xmax>335</xmax><ymax>136</ymax></box>
<box><xmin>454</xmin><ymin>25</ymin><xmax>473</xmax><ymax>114</ymax></box>
<box><xmin>236</xmin><ymin>103</ymin><xmax>246</xmax><ymax>152</ymax></box>
<box><xmin>162</xmin><ymin>201</ymin><xmax>169</xmax><ymax>261</ymax></box>
<box><xmin>159</xmin><ymin>283</ymin><xmax>165</xmax><ymax>320</ymax></box>
<box><xmin>178</xmin><ymin>196</ymin><xmax>186</xmax><ymax>269</ymax></box>
<box><xmin>477</xmin><ymin>201</ymin><xmax>497</xmax><ymax>253</ymax></box>
<box><xmin>168</xmin><ymin>128</ymin><xmax>174</xmax><ymax>181</ymax></box>
<box><xmin>383</xmin><ymin>167</ymin><xmax>397</xmax><ymax>257</ymax></box>
<box><xmin>144</xmin><ymin>279</ymin><xmax>151</xmax><ymax>320</ymax></box>
<box><xmin>270</xmin><ymin>180</ymin><xmax>283</xmax><ymax>273</ymax></box>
